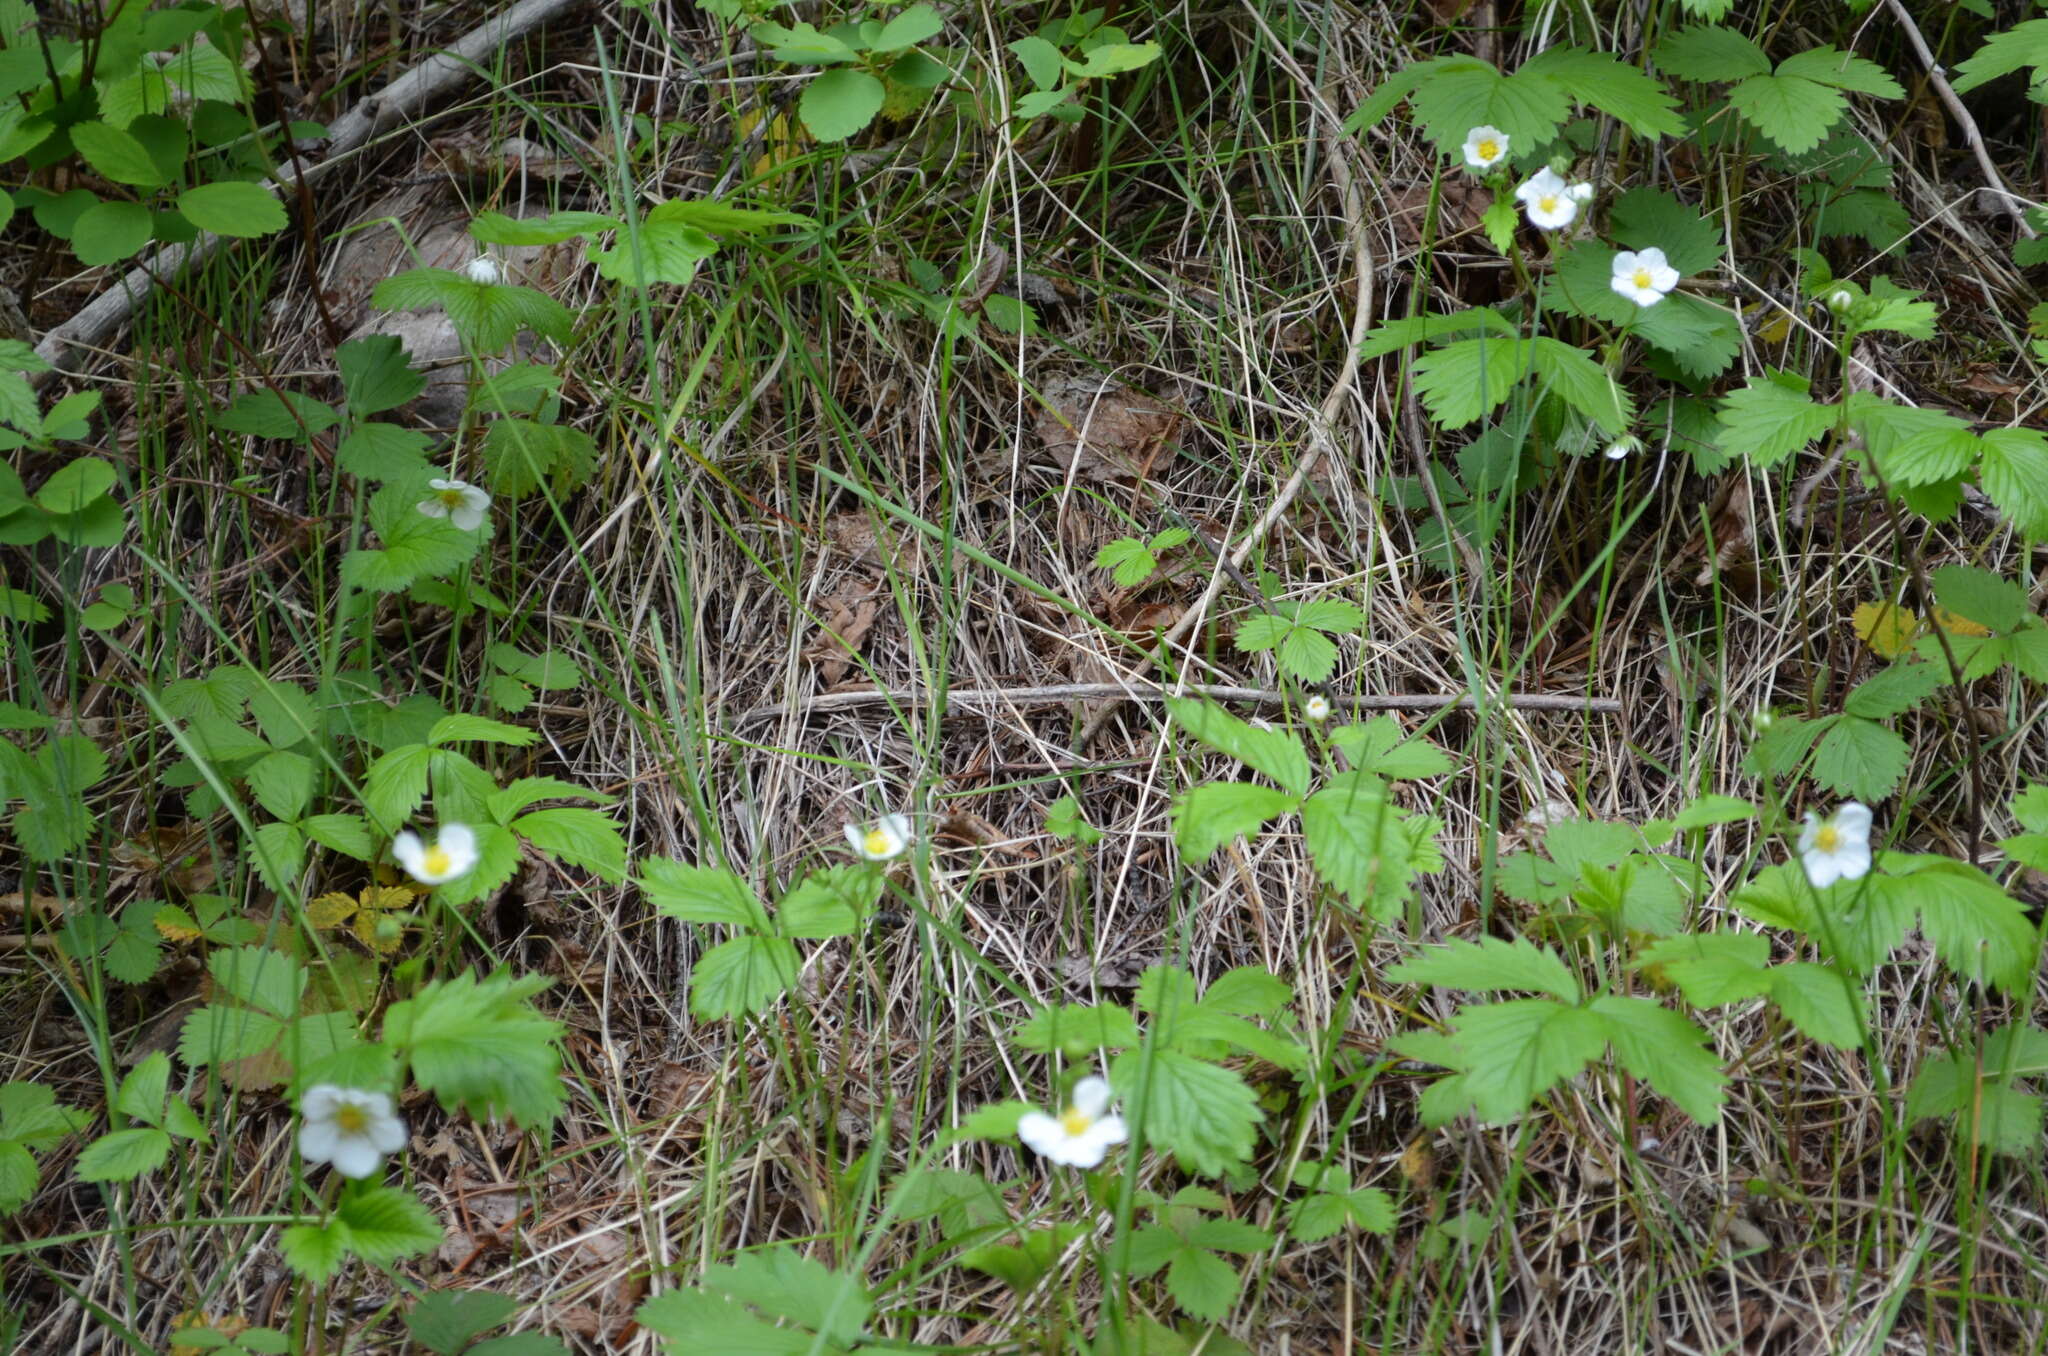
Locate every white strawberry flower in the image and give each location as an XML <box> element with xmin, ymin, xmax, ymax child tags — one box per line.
<box><xmin>298</xmin><ymin>1084</ymin><xmax>407</xmax><ymax>1180</ymax></box>
<box><xmin>1604</xmin><ymin>436</ymin><xmax>1640</xmax><ymax>460</ymax></box>
<box><xmin>463</xmin><ymin>255</ymin><xmax>504</xmax><ymax>285</ymax></box>
<box><xmin>1610</xmin><ymin>248</ymin><xmax>1681</xmax><ymax>307</ymax></box>
<box><xmin>392</xmin><ymin>823</ymin><xmax>479</xmax><ymax>885</ymax></box>
<box><xmin>1827</xmin><ymin>288</ymin><xmax>1855</xmax><ymax>314</ymax></box>
<box><xmin>1017</xmin><ymin>1075</ymin><xmax>1128</xmax><ymax>1168</ymax></box>
<box><xmin>417</xmin><ymin>478</ymin><xmax>491</xmax><ymax>532</ymax></box>
<box><xmin>1461</xmin><ymin>125</ymin><xmax>1509</xmax><ymax>171</ymax></box>
<box><xmin>1798</xmin><ymin>802</ymin><xmax>1873</xmax><ymax>889</ymax></box>
<box><xmin>1304</xmin><ymin>695</ymin><xmax>1332</xmax><ymax>722</ymax></box>
<box><xmin>1514</xmin><ymin>168</ymin><xmax>1591</xmax><ymax>230</ymax></box>
<box><xmin>845</xmin><ymin>813</ymin><xmax>912</xmax><ymax>861</ymax></box>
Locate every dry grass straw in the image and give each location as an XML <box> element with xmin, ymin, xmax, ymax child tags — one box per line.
<box><xmin>7</xmin><ymin>0</ymin><xmax>2048</xmax><ymax>1350</ymax></box>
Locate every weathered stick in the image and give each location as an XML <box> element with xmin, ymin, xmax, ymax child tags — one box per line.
<box><xmin>735</xmin><ymin>682</ymin><xmax>1626</xmax><ymax>727</ymax></box>
<box><xmin>1884</xmin><ymin>0</ymin><xmax>2038</xmax><ymax>237</ymax></box>
<box><xmin>31</xmin><ymin>0</ymin><xmax>586</xmax><ymax>381</ymax></box>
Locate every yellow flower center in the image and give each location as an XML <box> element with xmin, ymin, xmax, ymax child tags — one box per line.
<box><xmin>1633</xmin><ymin>269</ymin><xmax>1654</xmax><ymax>290</ymax></box>
<box><xmin>422</xmin><ymin>845</ymin><xmax>453</xmax><ymax>875</ymax></box>
<box><xmin>1059</xmin><ymin>1106</ymin><xmax>1094</xmax><ymax>1136</ymax></box>
<box><xmin>1477</xmin><ymin>139</ymin><xmax>1498</xmax><ymax>161</ymax></box>
<box><xmin>863</xmin><ymin>829</ymin><xmax>893</xmax><ymax>856</ymax></box>
<box><xmin>1538</xmin><ymin>196</ymin><xmax>1559</xmax><ymax>213</ymax></box>
<box><xmin>334</xmin><ymin>1104</ymin><xmax>369</xmax><ymax>1134</ymax></box>
<box><xmin>1814</xmin><ymin>825</ymin><xmax>1841</xmax><ymax>853</ymax></box>
<box><xmin>436</xmin><ymin>488</ymin><xmax>468</xmax><ymax>509</ymax></box>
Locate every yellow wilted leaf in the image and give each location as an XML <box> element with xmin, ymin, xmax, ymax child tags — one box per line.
<box><xmin>1752</xmin><ymin>305</ymin><xmax>1793</xmax><ymax>346</ymax></box>
<box><xmin>152</xmin><ymin>904</ymin><xmax>203</xmax><ymax>942</ymax></box>
<box><xmin>1932</xmin><ymin>606</ymin><xmax>1993</xmax><ymax>638</ymax></box>
<box><xmin>736</xmin><ymin>106</ymin><xmax>812</xmax><ymax>180</ymax></box>
<box><xmin>305</xmin><ymin>892</ymin><xmax>358</xmax><ymax>929</ymax></box>
<box><xmin>170</xmin><ymin>1312</ymin><xmax>248</xmax><ymax>1356</ymax></box>
<box><xmin>1852</xmin><ymin>600</ymin><xmax>1920</xmax><ymax>657</ymax></box>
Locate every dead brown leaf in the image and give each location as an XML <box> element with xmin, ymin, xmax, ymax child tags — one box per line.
<box><xmin>1031</xmin><ymin>375</ymin><xmax>1181</xmax><ymax>481</ymax></box>
<box><xmin>802</xmin><ymin>589</ymin><xmax>880</xmax><ymax>686</ymax></box>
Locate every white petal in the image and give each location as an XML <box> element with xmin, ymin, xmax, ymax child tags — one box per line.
<box><xmin>1016</xmin><ymin>1111</ymin><xmax>1064</xmax><ymax>1158</ymax></box>
<box><xmin>439</xmin><ymin>823</ymin><xmax>478</xmax><ymax>871</ymax></box>
<box><xmin>451</xmin><ymin>504</ymin><xmax>484</xmax><ymax>531</ymax></box>
<box><xmin>328</xmin><ymin>1136</ymin><xmax>384</xmax><ymax>1180</ymax></box>
<box><xmin>300</xmin><ymin>1084</ymin><xmax>344</xmax><ymax>1119</ymax></box>
<box><xmin>879</xmin><ymin>813</ymin><xmax>912</xmax><ymax>843</ymax></box>
<box><xmin>1651</xmin><ymin>265</ymin><xmax>1680</xmax><ymax>292</ymax></box>
<box><xmin>1071</xmin><ymin>1076</ymin><xmax>1113</xmax><ymax>1118</ymax></box>
<box><xmin>299</xmin><ymin>1120</ymin><xmax>340</xmax><ymax>1164</ymax></box>
<box><xmin>391</xmin><ymin>831</ymin><xmax>429</xmax><ymax>879</ymax></box>
<box><xmin>417</xmin><ymin>498</ymin><xmax>450</xmax><ymax>519</ymax></box>
<box><xmin>1834</xmin><ymin>802</ymin><xmax>1872</xmax><ymax>841</ymax></box>
<box><xmin>1803</xmin><ymin>853</ymin><xmax>1842</xmax><ymax>889</ymax></box>
<box><xmin>429</xmin><ymin>478</ymin><xmax>457</xmax><ymax>492</ymax></box>
<box><xmin>1042</xmin><ymin>1136</ymin><xmax>1094</xmax><ymax>1167</ymax></box>
<box><xmin>1637</xmin><ymin>247</ymin><xmax>1670</xmax><ymax>270</ymax></box>
<box><xmin>1076</xmin><ymin>1116</ymin><xmax>1128</xmax><ymax>1160</ymax></box>
<box><xmin>369</xmin><ymin>1111</ymin><xmax>409</xmax><ymax>1154</ymax></box>
<box><xmin>1837</xmin><ymin>843</ymin><xmax>1872</xmax><ymax>882</ymax></box>
<box><xmin>1797</xmin><ymin>812</ymin><xmax>1821</xmax><ymax>855</ymax></box>
<box><xmin>1612</xmin><ymin>250</ymin><xmax>1640</xmax><ymax>274</ymax></box>
<box><xmin>1569</xmin><ymin>182</ymin><xmax>1594</xmax><ymax>201</ymax></box>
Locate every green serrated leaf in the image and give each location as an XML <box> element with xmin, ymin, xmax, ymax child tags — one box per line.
<box><xmin>1387</xmin><ymin>937</ymin><xmax>1581</xmax><ymax>1002</ymax></box>
<box><xmin>638</xmin><ymin>859</ymin><xmax>768</xmax><ymax>930</ymax></box>
<box><xmin>1110</xmin><ymin>1048</ymin><xmax>1261</xmax><ymax>1177</ymax></box>
<box><xmin>690</xmin><ymin>935</ymin><xmax>800</xmax><ymax>1021</ymax></box>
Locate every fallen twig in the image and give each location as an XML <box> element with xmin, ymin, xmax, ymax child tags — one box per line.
<box><xmin>1884</xmin><ymin>0</ymin><xmax>2038</xmax><ymax>237</ymax></box>
<box><xmin>735</xmin><ymin>682</ymin><xmax>1625</xmax><ymax>727</ymax></box>
<box><xmin>32</xmin><ymin>0</ymin><xmax>587</xmax><ymax>382</ymax></box>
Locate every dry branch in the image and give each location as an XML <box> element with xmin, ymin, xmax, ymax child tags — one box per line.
<box><xmin>30</xmin><ymin>0</ymin><xmax>587</xmax><ymax>382</ymax></box>
<box><xmin>734</xmin><ymin>682</ymin><xmax>1625</xmax><ymax>727</ymax></box>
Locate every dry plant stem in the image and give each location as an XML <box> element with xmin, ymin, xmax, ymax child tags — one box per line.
<box><xmin>1075</xmin><ymin>27</ymin><xmax>1376</xmax><ymax>746</ymax></box>
<box><xmin>30</xmin><ymin>0</ymin><xmax>587</xmax><ymax>381</ymax></box>
<box><xmin>734</xmin><ymin>682</ymin><xmax>1624</xmax><ymax>726</ymax></box>
<box><xmin>1884</xmin><ymin>0</ymin><xmax>2039</xmax><ymax>237</ymax></box>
